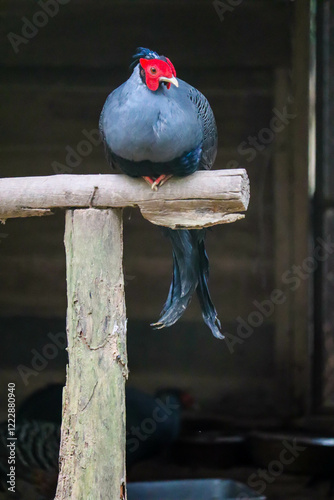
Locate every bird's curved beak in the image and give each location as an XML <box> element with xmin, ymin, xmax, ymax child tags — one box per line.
<box><xmin>159</xmin><ymin>76</ymin><xmax>179</xmax><ymax>88</ymax></box>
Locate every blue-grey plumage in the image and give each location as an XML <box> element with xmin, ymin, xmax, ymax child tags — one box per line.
<box><xmin>100</xmin><ymin>66</ymin><xmax>203</xmax><ymax>165</ymax></box>
<box><xmin>99</xmin><ymin>47</ymin><xmax>223</xmax><ymax>338</ymax></box>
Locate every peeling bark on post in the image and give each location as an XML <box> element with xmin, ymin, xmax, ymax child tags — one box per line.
<box><xmin>55</xmin><ymin>208</ymin><xmax>128</xmax><ymax>500</ymax></box>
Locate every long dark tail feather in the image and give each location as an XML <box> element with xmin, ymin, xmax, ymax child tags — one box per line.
<box><xmin>195</xmin><ymin>233</ymin><xmax>223</xmax><ymax>339</ymax></box>
<box><xmin>151</xmin><ymin>228</ymin><xmax>223</xmax><ymax>339</ymax></box>
<box><xmin>152</xmin><ymin>229</ymin><xmax>198</xmax><ymax>328</ymax></box>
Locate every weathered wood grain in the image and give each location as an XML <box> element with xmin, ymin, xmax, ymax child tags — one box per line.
<box><xmin>290</xmin><ymin>0</ymin><xmax>314</xmax><ymax>415</ymax></box>
<box><xmin>0</xmin><ymin>170</ymin><xmax>250</xmax><ymax>229</ymax></box>
<box><xmin>55</xmin><ymin>208</ymin><xmax>127</xmax><ymax>500</ymax></box>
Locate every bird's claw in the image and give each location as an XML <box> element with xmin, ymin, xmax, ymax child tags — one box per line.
<box><xmin>150</xmin><ymin>321</ymin><xmax>165</xmax><ymax>329</ymax></box>
<box><xmin>152</xmin><ymin>174</ymin><xmax>173</xmax><ymax>190</ymax></box>
<box><xmin>142</xmin><ymin>176</ymin><xmax>157</xmax><ymax>189</ymax></box>
<box><xmin>142</xmin><ymin>175</ymin><xmax>173</xmax><ymax>191</ymax></box>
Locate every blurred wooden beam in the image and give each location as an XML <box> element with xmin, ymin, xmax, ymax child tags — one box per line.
<box><xmin>290</xmin><ymin>0</ymin><xmax>316</xmax><ymax>415</ymax></box>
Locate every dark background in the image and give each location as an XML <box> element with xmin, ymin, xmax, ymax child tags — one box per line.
<box><xmin>4</xmin><ymin>1</ymin><xmax>333</xmax><ymax>499</ymax></box>
<box><xmin>0</xmin><ymin>0</ymin><xmax>317</xmax><ymax>434</ymax></box>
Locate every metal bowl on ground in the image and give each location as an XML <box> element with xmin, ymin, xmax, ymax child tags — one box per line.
<box><xmin>127</xmin><ymin>479</ymin><xmax>266</xmax><ymax>500</ymax></box>
<box><xmin>249</xmin><ymin>430</ymin><xmax>334</xmax><ymax>476</ymax></box>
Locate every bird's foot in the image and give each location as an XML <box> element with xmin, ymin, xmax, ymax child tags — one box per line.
<box><xmin>142</xmin><ymin>174</ymin><xmax>173</xmax><ymax>190</ymax></box>
<box><xmin>142</xmin><ymin>176</ymin><xmax>158</xmax><ymax>191</ymax></box>
<box><xmin>152</xmin><ymin>174</ymin><xmax>173</xmax><ymax>190</ymax></box>
<box><xmin>151</xmin><ymin>321</ymin><xmax>165</xmax><ymax>329</ymax></box>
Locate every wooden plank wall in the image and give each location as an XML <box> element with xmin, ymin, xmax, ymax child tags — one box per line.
<box><xmin>0</xmin><ymin>0</ymin><xmax>294</xmax><ymax>416</ymax></box>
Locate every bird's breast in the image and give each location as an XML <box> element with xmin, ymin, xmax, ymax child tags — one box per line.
<box><xmin>101</xmin><ymin>83</ymin><xmax>202</xmax><ymax>163</ymax></box>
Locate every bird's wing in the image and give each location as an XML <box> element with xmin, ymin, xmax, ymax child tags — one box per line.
<box><xmin>99</xmin><ymin>99</ymin><xmax>117</xmax><ymax>170</ymax></box>
<box><xmin>187</xmin><ymin>86</ymin><xmax>218</xmax><ymax>170</ymax></box>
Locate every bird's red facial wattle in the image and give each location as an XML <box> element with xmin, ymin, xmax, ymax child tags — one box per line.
<box><xmin>139</xmin><ymin>58</ymin><xmax>178</xmax><ymax>91</ymax></box>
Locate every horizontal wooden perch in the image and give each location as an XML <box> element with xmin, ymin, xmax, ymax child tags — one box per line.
<box><xmin>0</xmin><ymin>169</ymin><xmax>250</xmax><ymax>499</ymax></box>
<box><xmin>0</xmin><ymin>169</ymin><xmax>249</xmax><ymax>229</ymax></box>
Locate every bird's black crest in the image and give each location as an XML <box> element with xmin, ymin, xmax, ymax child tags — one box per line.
<box><xmin>130</xmin><ymin>47</ymin><xmax>167</xmax><ymax>70</ymax></box>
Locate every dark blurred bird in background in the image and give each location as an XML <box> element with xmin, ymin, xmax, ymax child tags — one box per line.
<box><xmin>0</xmin><ymin>419</ymin><xmax>59</xmax><ymax>500</ymax></box>
<box><xmin>99</xmin><ymin>48</ymin><xmax>223</xmax><ymax>339</ymax></box>
<box><xmin>0</xmin><ymin>384</ymin><xmax>192</xmax><ymax>499</ymax></box>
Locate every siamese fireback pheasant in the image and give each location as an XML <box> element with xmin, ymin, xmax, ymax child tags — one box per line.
<box><xmin>0</xmin><ymin>419</ymin><xmax>59</xmax><ymax>500</ymax></box>
<box><xmin>99</xmin><ymin>47</ymin><xmax>223</xmax><ymax>339</ymax></box>
<box><xmin>15</xmin><ymin>384</ymin><xmax>191</xmax><ymax>473</ymax></box>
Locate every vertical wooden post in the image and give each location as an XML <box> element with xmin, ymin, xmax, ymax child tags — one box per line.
<box><xmin>291</xmin><ymin>0</ymin><xmax>315</xmax><ymax>415</ymax></box>
<box><xmin>55</xmin><ymin>208</ymin><xmax>128</xmax><ymax>500</ymax></box>
<box><xmin>273</xmin><ymin>69</ymin><xmax>294</xmax><ymax>417</ymax></box>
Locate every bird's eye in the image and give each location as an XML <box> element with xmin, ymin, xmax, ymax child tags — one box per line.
<box><xmin>150</xmin><ymin>67</ymin><xmax>157</xmax><ymax>74</ymax></box>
